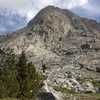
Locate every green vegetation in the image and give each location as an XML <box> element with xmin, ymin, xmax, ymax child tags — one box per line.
<box><xmin>64</xmin><ymin>93</ymin><xmax>100</xmax><ymax>100</ymax></box>
<box><xmin>0</xmin><ymin>48</ymin><xmax>18</xmax><ymax>98</ymax></box>
<box><xmin>0</xmin><ymin>48</ymin><xmax>44</xmax><ymax>100</ymax></box>
<box><xmin>16</xmin><ymin>51</ymin><xmax>44</xmax><ymax>99</ymax></box>
<box><xmin>53</xmin><ymin>85</ymin><xmax>100</xmax><ymax>100</ymax></box>
<box><xmin>92</xmin><ymin>80</ymin><xmax>100</xmax><ymax>88</ymax></box>
<box><xmin>53</xmin><ymin>86</ymin><xmax>75</xmax><ymax>94</ymax></box>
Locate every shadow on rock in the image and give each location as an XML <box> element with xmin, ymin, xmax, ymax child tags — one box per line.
<box><xmin>38</xmin><ymin>92</ymin><xmax>56</xmax><ymax>100</ymax></box>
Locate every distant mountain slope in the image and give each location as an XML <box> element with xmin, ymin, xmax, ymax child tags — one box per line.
<box><xmin>0</xmin><ymin>8</ymin><xmax>27</xmax><ymax>34</ymax></box>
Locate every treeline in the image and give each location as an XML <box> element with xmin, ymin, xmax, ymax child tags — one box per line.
<box><xmin>0</xmin><ymin>48</ymin><xmax>44</xmax><ymax>99</ymax></box>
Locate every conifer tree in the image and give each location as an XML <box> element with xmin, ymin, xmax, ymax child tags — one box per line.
<box><xmin>16</xmin><ymin>51</ymin><xmax>43</xmax><ymax>99</ymax></box>
<box><xmin>16</xmin><ymin>51</ymin><xmax>28</xmax><ymax>99</ymax></box>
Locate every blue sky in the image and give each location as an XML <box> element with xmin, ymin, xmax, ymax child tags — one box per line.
<box><xmin>0</xmin><ymin>0</ymin><xmax>100</xmax><ymax>34</ymax></box>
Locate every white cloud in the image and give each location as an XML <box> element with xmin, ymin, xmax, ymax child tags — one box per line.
<box><xmin>57</xmin><ymin>0</ymin><xmax>88</xmax><ymax>9</ymax></box>
<box><xmin>0</xmin><ymin>0</ymin><xmax>31</xmax><ymax>10</ymax></box>
<box><xmin>82</xmin><ymin>3</ymin><xmax>100</xmax><ymax>15</ymax></box>
<box><xmin>0</xmin><ymin>0</ymin><xmax>99</xmax><ymax>22</ymax></box>
<box><xmin>0</xmin><ymin>0</ymin><xmax>89</xmax><ymax>21</ymax></box>
<box><xmin>27</xmin><ymin>0</ymin><xmax>89</xmax><ymax>20</ymax></box>
<box><xmin>31</xmin><ymin>0</ymin><xmax>88</xmax><ymax>9</ymax></box>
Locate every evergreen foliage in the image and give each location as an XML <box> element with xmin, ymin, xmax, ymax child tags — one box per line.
<box><xmin>0</xmin><ymin>48</ymin><xmax>43</xmax><ymax>99</ymax></box>
<box><xmin>0</xmin><ymin>48</ymin><xmax>19</xmax><ymax>98</ymax></box>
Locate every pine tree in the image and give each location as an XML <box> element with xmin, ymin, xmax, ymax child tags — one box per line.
<box><xmin>16</xmin><ymin>51</ymin><xmax>43</xmax><ymax>99</ymax></box>
<box><xmin>16</xmin><ymin>51</ymin><xmax>28</xmax><ymax>99</ymax></box>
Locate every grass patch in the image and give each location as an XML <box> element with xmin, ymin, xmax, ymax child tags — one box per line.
<box><xmin>92</xmin><ymin>80</ymin><xmax>100</xmax><ymax>88</ymax></box>
<box><xmin>53</xmin><ymin>86</ymin><xmax>75</xmax><ymax>94</ymax></box>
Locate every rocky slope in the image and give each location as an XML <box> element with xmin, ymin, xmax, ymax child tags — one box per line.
<box><xmin>0</xmin><ymin>6</ymin><xmax>100</xmax><ymax>98</ymax></box>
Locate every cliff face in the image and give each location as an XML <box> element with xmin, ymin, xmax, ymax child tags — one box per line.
<box><xmin>0</xmin><ymin>6</ymin><xmax>100</xmax><ymax>94</ymax></box>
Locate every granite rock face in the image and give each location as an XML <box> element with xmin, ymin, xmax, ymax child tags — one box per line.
<box><xmin>0</xmin><ymin>6</ymin><xmax>100</xmax><ymax>95</ymax></box>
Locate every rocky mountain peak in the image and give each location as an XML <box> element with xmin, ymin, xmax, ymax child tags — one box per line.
<box><xmin>28</xmin><ymin>6</ymin><xmax>77</xmax><ymax>35</ymax></box>
<box><xmin>28</xmin><ymin>6</ymin><xmax>74</xmax><ymax>25</ymax></box>
<box><xmin>28</xmin><ymin>6</ymin><xmax>100</xmax><ymax>34</ymax></box>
